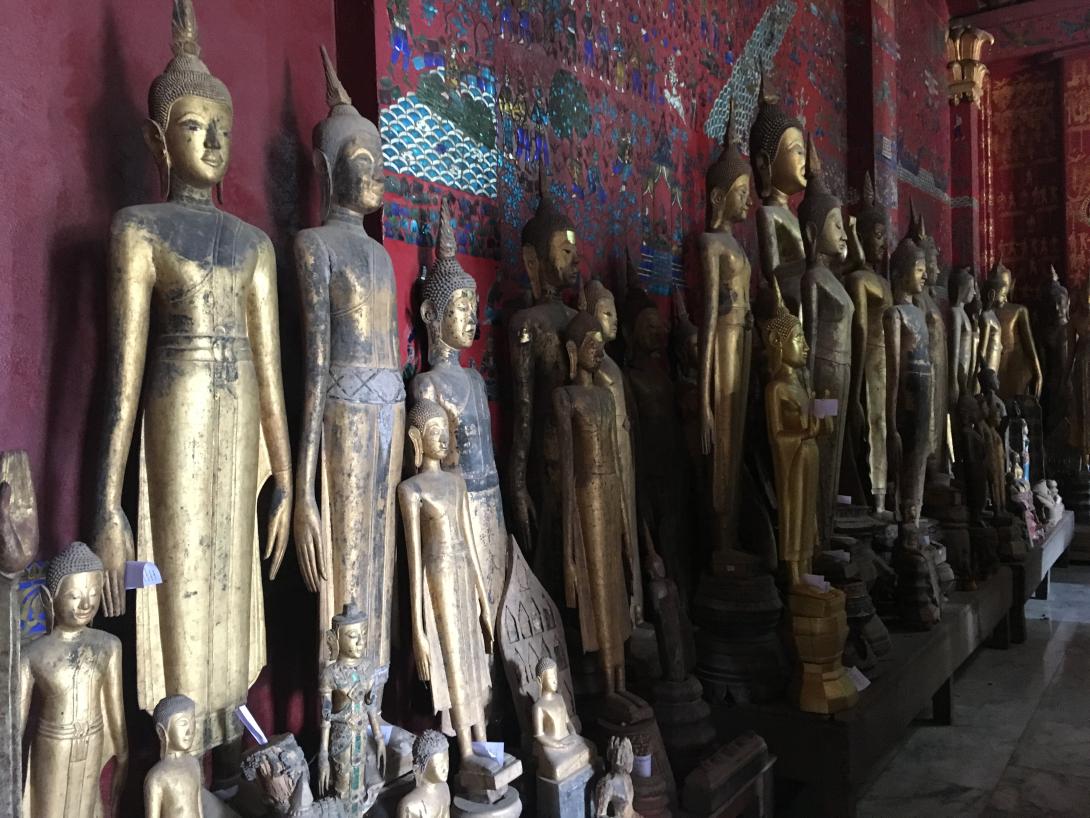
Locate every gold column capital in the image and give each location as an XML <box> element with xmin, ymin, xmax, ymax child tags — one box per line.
<box><xmin>948</xmin><ymin>26</ymin><xmax>995</xmax><ymax>105</ymax></box>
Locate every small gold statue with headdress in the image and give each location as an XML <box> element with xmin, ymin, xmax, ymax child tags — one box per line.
<box><xmin>318</xmin><ymin>603</ymin><xmax>385</xmax><ymax>814</ymax></box>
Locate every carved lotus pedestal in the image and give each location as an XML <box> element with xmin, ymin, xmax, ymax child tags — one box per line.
<box><xmin>788</xmin><ymin>588</ymin><xmax>858</xmax><ymax>715</ymax></box>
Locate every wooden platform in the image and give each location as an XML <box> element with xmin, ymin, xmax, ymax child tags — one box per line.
<box><xmin>712</xmin><ymin>565</ymin><xmax>1013</xmax><ymax>818</ymax></box>
<box><xmin>1007</xmin><ymin>511</ymin><xmax>1074</xmax><ymax>642</ymax></box>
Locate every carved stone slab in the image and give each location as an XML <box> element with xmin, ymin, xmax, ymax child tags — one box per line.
<box><xmin>498</xmin><ymin>537</ymin><xmax>579</xmax><ymax>745</ymax></box>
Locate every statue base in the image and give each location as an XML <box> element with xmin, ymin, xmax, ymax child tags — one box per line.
<box><xmin>536</xmin><ymin>766</ymin><xmax>593</xmax><ymax>818</ymax></box>
<box><xmin>967</xmin><ymin>524</ymin><xmax>1000</xmax><ymax>580</ymax></box>
<box><xmin>692</xmin><ymin>573</ymin><xmax>788</xmax><ymax>705</ymax></box>
<box><xmin>452</xmin><ymin>787</ymin><xmax>522</xmax><ymax>818</ymax></box>
<box><xmin>891</xmin><ymin>534</ymin><xmax>943</xmax><ymax>629</ymax></box>
<box><xmin>592</xmin><ymin>692</ymin><xmax>675</xmax><ymax>817</ymax></box>
<box><xmin>652</xmin><ymin>674</ymin><xmax>717</xmax><ymax>780</ymax></box>
<box><xmin>681</xmin><ymin>731</ymin><xmax>774</xmax><ymax>817</ymax></box>
<box><xmin>788</xmin><ymin>588</ymin><xmax>858</xmax><ymax>715</ymax></box>
<box><xmin>456</xmin><ymin>752</ymin><xmax>524</xmax><ymax>813</ymax></box>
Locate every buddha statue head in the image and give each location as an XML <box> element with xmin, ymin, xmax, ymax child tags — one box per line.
<box><xmin>1041</xmin><ymin>265</ymin><xmax>1070</xmax><ymax>326</ymax></box>
<box><xmin>144</xmin><ymin>0</ymin><xmax>234</xmax><ymax>198</ymax></box>
<box><xmin>856</xmin><ymin>172</ymin><xmax>888</xmax><ymax>267</ymax></box>
<box><xmin>314</xmin><ymin>45</ymin><xmax>384</xmax><ymax>221</ymax></box>
<box><xmin>980</xmin><ymin>277</ymin><xmax>1001</xmax><ymax>313</ymax></box>
<box><xmin>988</xmin><ymin>260</ymin><xmax>1013</xmax><ymax>307</ymax></box>
<box><xmin>748</xmin><ymin>70</ymin><xmax>806</xmax><ymax>203</ymax></box>
<box><xmin>890</xmin><ymin>238</ymin><xmax>927</xmax><ymax>300</ymax></box>
<box><xmin>762</xmin><ymin>278</ymin><xmax>808</xmax><ymax>376</ymax></box>
<box><xmin>412</xmin><ymin>730</ymin><xmax>450</xmax><ymax>786</ymax></box>
<box><xmin>536</xmin><ymin>656</ymin><xmax>559</xmax><ymax>696</ymax></box>
<box><xmin>578</xmin><ymin>277</ymin><xmax>619</xmax><ymax>343</ymax></box>
<box><xmin>407</xmin><ymin>399</ymin><xmax>451</xmax><ymax>470</ymax></box>
<box><xmin>45</xmin><ymin>541</ymin><xmax>104</xmax><ymax>631</ymax></box>
<box><xmin>328</xmin><ymin>602</ymin><xmax>367</xmax><ymax>662</ymax></box>
<box><xmin>707</xmin><ymin>98</ymin><xmax>752</xmax><ymax>230</ymax></box>
<box><xmin>951</xmin><ymin>266</ymin><xmax>978</xmax><ymax>307</ymax></box>
<box><xmin>563</xmin><ymin>311</ymin><xmax>606</xmax><ymax>381</ymax></box>
<box><xmin>421</xmin><ymin>199</ymin><xmax>478</xmax><ymax>356</ymax></box>
<box><xmin>906</xmin><ymin>202</ymin><xmax>941</xmax><ymax>287</ymax></box>
<box><xmin>153</xmin><ymin>694</ymin><xmax>197</xmax><ymax>757</ymax></box>
<box><xmin>797</xmin><ymin>138</ymin><xmax>847</xmax><ymax>265</ymax></box>
<box><xmin>978</xmin><ymin>366</ymin><xmax>1000</xmax><ymax>398</ymax></box>
<box><xmin>522</xmin><ymin>164</ymin><xmax>579</xmax><ymax>301</ymax></box>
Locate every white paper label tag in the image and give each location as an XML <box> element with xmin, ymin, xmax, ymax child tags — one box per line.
<box><xmin>847</xmin><ymin>666</ymin><xmax>871</xmax><ymax>692</ymax></box>
<box><xmin>813</xmin><ymin>398</ymin><xmax>839</xmax><ymax>419</ymax></box>
<box><xmin>124</xmin><ymin>561</ymin><xmax>163</xmax><ymax>589</ymax></box>
<box><xmin>837</xmin><ymin>494</ymin><xmax>852</xmax><ymax>505</ymax></box>
<box><xmin>633</xmin><ymin>754</ymin><xmax>652</xmax><ymax>778</ymax></box>
<box><xmin>235</xmin><ymin>705</ymin><xmax>268</xmax><ymax>745</ymax></box>
<box><xmin>803</xmin><ymin>574</ymin><xmax>830</xmax><ymax>593</ymax></box>
<box><xmin>825</xmin><ymin>549</ymin><xmax>851</xmax><ymax>563</ymax></box>
<box><xmin>471</xmin><ymin>740</ymin><xmax>505</xmax><ymax>766</ymax></box>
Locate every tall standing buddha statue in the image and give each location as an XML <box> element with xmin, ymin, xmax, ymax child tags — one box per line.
<box><xmin>844</xmin><ymin>172</ymin><xmax>892</xmax><ymax>512</ymax></box>
<box><xmin>799</xmin><ymin>140</ymin><xmax>853</xmax><ymax>547</ymax></box>
<box><xmin>294</xmin><ymin>47</ymin><xmax>404</xmax><ymax>687</ymax></box>
<box><xmin>698</xmin><ymin>99</ymin><xmax>755</xmax><ymax>558</ymax></box>
<box><xmin>92</xmin><ymin>0</ymin><xmax>293</xmax><ymax>759</ymax></box>
<box><xmin>988</xmin><ymin>261</ymin><xmax>1042</xmax><ymax>400</ymax></box>
<box><xmin>411</xmin><ymin>199</ymin><xmax>508</xmax><ymax>621</ymax></box>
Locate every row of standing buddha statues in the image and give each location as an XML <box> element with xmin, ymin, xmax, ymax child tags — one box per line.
<box><xmin>11</xmin><ymin>0</ymin><xmax>1087</xmax><ymax>816</ymax></box>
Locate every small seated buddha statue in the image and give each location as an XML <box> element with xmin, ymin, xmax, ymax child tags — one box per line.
<box><xmin>398</xmin><ymin>731</ymin><xmax>452</xmax><ymax>818</ymax></box>
<box><xmin>144</xmin><ymin>695</ymin><xmax>202</xmax><ymax>818</ymax></box>
<box><xmin>532</xmin><ymin>657</ymin><xmax>594</xmax><ymax>781</ymax></box>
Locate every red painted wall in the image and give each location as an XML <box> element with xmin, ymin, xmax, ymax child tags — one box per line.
<box><xmin>987</xmin><ymin>60</ymin><xmax>1065</xmax><ymax>297</ymax></box>
<box><xmin>1063</xmin><ymin>54</ymin><xmax>1090</xmax><ymax>295</ymax></box>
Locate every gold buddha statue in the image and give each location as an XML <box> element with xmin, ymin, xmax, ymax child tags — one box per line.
<box><xmin>398</xmin><ymin>400</ymin><xmax>493</xmax><ymax>759</ymax></box>
<box><xmin>579</xmin><ymin>276</ymin><xmax>641</xmax><ymax>617</ymax></box>
<box><xmin>1037</xmin><ymin>267</ymin><xmax>1071</xmax><ymax>431</ymax></box>
<box><xmin>508</xmin><ymin>165</ymin><xmax>580</xmax><ymax>568</ymax></box>
<box><xmin>844</xmin><ymin>172</ymin><xmax>893</xmax><ymax>513</ymax></box>
<box><xmin>949</xmin><ymin>267</ymin><xmax>980</xmax><ymax>405</ymax></box>
<box><xmin>398</xmin><ymin>731</ymin><xmax>452</xmax><ymax>818</ymax></box>
<box><xmin>318</xmin><ymin>603</ymin><xmax>385</xmax><ymax>814</ymax></box>
<box><xmin>907</xmin><ymin>207</ymin><xmax>953</xmax><ymax>476</ymax></box>
<box><xmin>978</xmin><ymin>277</ymin><xmax>1004</xmax><ymax>378</ymax></box>
<box><xmin>20</xmin><ymin>543</ymin><xmax>128</xmax><ymax>818</ymax></box>
<box><xmin>144</xmin><ymin>695</ymin><xmax>202</xmax><ymax>818</ymax></box>
<box><xmin>988</xmin><ymin>261</ymin><xmax>1042</xmax><ymax>400</ymax></box>
<box><xmin>798</xmin><ymin>140</ymin><xmax>852</xmax><ymax>546</ymax></box>
<box><xmin>411</xmin><ymin>199</ymin><xmax>507</xmax><ymax>620</ymax></box>
<box><xmin>749</xmin><ymin>71</ymin><xmax>807</xmax><ymax>311</ymax></box>
<box><xmin>698</xmin><ymin>99</ymin><xmax>754</xmax><ymax>556</ymax></box>
<box><xmin>295</xmin><ymin>47</ymin><xmax>404</xmax><ymax>689</ymax></box>
<box><xmin>92</xmin><ymin>0</ymin><xmax>292</xmax><ymax>762</ymax></box>
<box><xmin>884</xmin><ymin>238</ymin><xmax>933</xmax><ymax>527</ymax></box>
<box><xmin>554</xmin><ymin>312</ymin><xmax>639</xmax><ymax>695</ymax></box>
<box><xmin>532</xmin><ymin>657</ymin><xmax>593</xmax><ymax>781</ymax></box>
<box><xmin>762</xmin><ymin>280</ymin><xmax>826</xmax><ymax>586</ymax></box>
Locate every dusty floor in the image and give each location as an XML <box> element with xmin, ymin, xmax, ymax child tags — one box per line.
<box><xmin>857</xmin><ymin>563</ymin><xmax>1090</xmax><ymax>817</ymax></box>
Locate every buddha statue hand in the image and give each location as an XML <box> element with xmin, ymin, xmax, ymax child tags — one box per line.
<box><xmin>480</xmin><ymin>609</ymin><xmax>495</xmax><ymax>654</ymax></box>
<box><xmin>629</xmin><ymin>597</ymin><xmax>642</xmax><ymax>627</ymax></box>
<box><xmin>264</xmin><ymin>469</ymin><xmax>293</xmax><ymax>580</ymax></box>
<box><xmin>317</xmin><ymin>750</ymin><xmax>330</xmax><ymax>796</ymax></box>
<box><xmin>701</xmin><ymin>402</ymin><xmax>715</xmax><ymax>455</ymax></box>
<box><xmin>92</xmin><ymin>506</ymin><xmax>135</xmax><ymax>617</ymax></box>
<box><xmin>413</xmin><ymin>628</ymin><xmax>432</xmax><ymax>681</ymax></box>
<box><xmin>292</xmin><ymin>488</ymin><xmax>326</xmax><ymax>593</ymax></box>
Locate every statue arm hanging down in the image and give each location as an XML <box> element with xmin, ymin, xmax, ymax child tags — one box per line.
<box><xmin>697</xmin><ymin>233</ymin><xmax>723</xmax><ymax>455</ymax></box>
<box><xmin>94</xmin><ymin>216</ymin><xmax>155</xmax><ymax>615</ymax></box>
<box><xmin>508</xmin><ymin>320</ymin><xmax>538</xmax><ymax>553</ymax></box>
<box><xmin>293</xmin><ymin>231</ymin><xmax>332</xmax><ymax>591</ymax></box>
<box><xmin>248</xmin><ymin>237</ymin><xmax>294</xmax><ymax>568</ymax></box>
